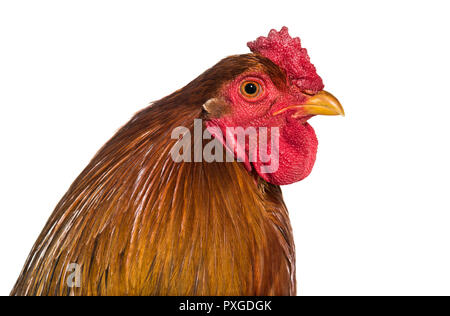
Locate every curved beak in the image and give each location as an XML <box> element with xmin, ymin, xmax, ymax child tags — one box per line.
<box><xmin>273</xmin><ymin>90</ymin><xmax>345</xmax><ymax>117</ymax></box>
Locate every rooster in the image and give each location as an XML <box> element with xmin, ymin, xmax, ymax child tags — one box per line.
<box><xmin>11</xmin><ymin>27</ymin><xmax>343</xmax><ymax>296</ymax></box>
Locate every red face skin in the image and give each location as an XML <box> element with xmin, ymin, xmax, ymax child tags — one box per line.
<box><xmin>206</xmin><ymin>71</ymin><xmax>318</xmax><ymax>185</ymax></box>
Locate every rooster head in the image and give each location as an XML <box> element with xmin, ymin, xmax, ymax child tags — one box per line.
<box><xmin>200</xmin><ymin>27</ymin><xmax>344</xmax><ymax>185</ymax></box>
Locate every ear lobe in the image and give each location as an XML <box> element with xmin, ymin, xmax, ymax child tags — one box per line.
<box><xmin>202</xmin><ymin>98</ymin><xmax>214</xmax><ymax>113</ymax></box>
<box><xmin>205</xmin><ymin>119</ymin><xmax>253</xmax><ymax>173</ymax></box>
<box><xmin>202</xmin><ymin>98</ymin><xmax>230</xmax><ymax>118</ymax></box>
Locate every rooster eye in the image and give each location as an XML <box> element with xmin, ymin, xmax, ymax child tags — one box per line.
<box><xmin>240</xmin><ymin>81</ymin><xmax>262</xmax><ymax>99</ymax></box>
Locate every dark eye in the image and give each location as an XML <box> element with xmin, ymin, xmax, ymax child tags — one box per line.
<box><xmin>240</xmin><ymin>81</ymin><xmax>262</xmax><ymax>98</ymax></box>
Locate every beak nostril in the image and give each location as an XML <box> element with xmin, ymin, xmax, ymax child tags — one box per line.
<box><xmin>272</xmin><ymin>90</ymin><xmax>344</xmax><ymax>117</ymax></box>
<box><xmin>302</xmin><ymin>90</ymin><xmax>316</xmax><ymax>96</ymax></box>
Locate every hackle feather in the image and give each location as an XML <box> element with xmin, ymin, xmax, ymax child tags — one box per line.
<box><xmin>11</xmin><ymin>54</ymin><xmax>296</xmax><ymax>296</ymax></box>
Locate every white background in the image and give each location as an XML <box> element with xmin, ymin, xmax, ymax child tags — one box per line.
<box><xmin>1</xmin><ymin>0</ymin><xmax>449</xmax><ymax>296</ymax></box>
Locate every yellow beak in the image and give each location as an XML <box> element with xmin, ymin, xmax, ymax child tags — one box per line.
<box><xmin>273</xmin><ymin>90</ymin><xmax>345</xmax><ymax>117</ymax></box>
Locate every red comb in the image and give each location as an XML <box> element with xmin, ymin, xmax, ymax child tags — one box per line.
<box><xmin>247</xmin><ymin>27</ymin><xmax>324</xmax><ymax>92</ymax></box>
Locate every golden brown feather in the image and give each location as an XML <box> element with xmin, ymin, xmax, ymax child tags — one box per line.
<box><xmin>11</xmin><ymin>54</ymin><xmax>295</xmax><ymax>296</ymax></box>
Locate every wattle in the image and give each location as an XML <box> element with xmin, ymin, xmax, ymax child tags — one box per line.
<box><xmin>253</xmin><ymin>122</ymin><xmax>318</xmax><ymax>185</ymax></box>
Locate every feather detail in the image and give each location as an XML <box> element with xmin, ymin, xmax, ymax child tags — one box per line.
<box><xmin>11</xmin><ymin>54</ymin><xmax>295</xmax><ymax>296</ymax></box>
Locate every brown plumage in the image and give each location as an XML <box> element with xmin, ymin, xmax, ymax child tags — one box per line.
<box><xmin>11</xmin><ymin>54</ymin><xmax>296</xmax><ymax>296</ymax></box>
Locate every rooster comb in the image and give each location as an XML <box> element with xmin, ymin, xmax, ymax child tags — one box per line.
<box><xmin>247</xmin><ymin>26</ymin><xmax>324</xmax><ymax>92</ymax></box>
